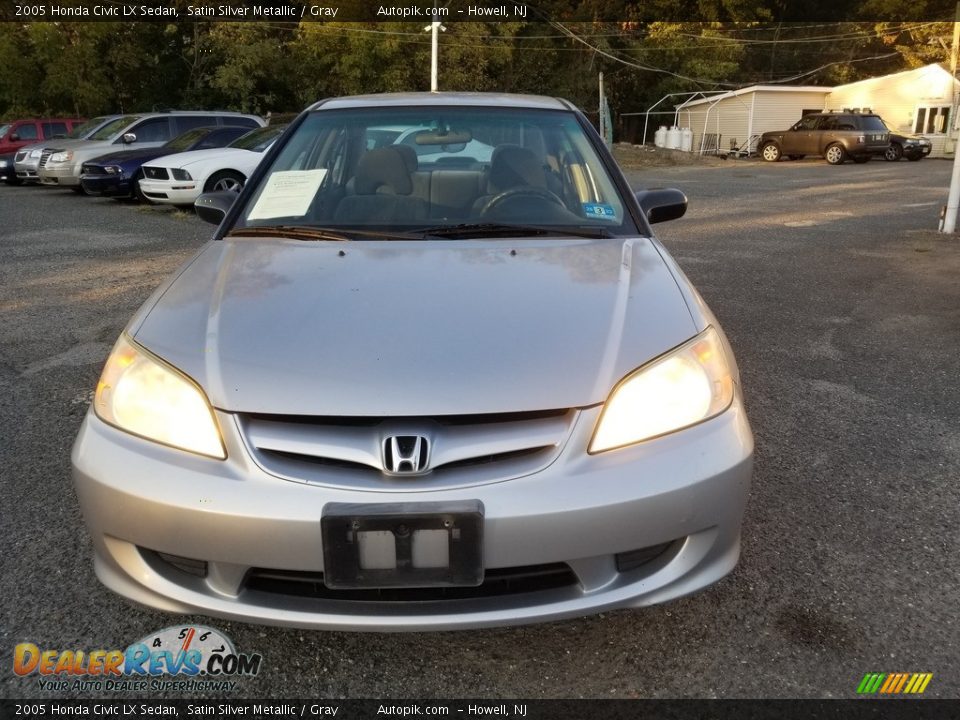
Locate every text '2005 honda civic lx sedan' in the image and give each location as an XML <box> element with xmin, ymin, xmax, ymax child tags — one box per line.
<box><xmin>72</xmin><ymin>93</ymin><xmax>754</xmax><ymax>631</ymax></box>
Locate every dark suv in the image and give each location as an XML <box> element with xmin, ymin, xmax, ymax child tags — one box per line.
<box><xmin>760</xmin><ymin>112</ymin><xmax>890</xmax><ymax>165</ymax></box>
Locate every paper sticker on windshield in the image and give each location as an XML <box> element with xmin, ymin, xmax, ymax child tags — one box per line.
<box><xmin>583</xmin><ymin>203</ymin><xmax>617</xmax><ymax>220</ymax></box>
<box><xmin>247</xmin><ymin>169</ymin><xmax>327</xmax><ymax>220</ymax></box>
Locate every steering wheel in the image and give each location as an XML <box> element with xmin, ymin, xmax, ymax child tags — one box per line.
<box><xmin>480</xmin><ymin>186</ymin><xmax>566</xmax><ymax>216</ymax></box>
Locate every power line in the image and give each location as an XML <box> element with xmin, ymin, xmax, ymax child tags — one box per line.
<box><xmin>548</xmin><ymin>20</ymin><xmax>904</xmax><ymax>88</ymax></box>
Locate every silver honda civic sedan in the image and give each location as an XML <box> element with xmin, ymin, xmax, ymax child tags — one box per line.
<box><xmin>72</xmin><ymin>93</ymin><xmax>753</xmax><ymax>631</ymax></box>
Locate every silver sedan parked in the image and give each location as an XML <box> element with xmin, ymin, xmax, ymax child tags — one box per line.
<box><xmin>72</xmin><ymin>93</ymin><xmax>753</xmax><ymax>631</ymax></box>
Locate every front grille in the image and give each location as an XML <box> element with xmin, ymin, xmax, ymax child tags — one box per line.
<box><xmin>240</xmin><ymin>409</ymin><xmax>577</xmax><ymax>491</ymax></box>
<box><xmin>142</xmin><ymin>166</ymin><xmax>169</xmax><ymax>180</ymax></box>
<box><xmin>38</xmin><ymin>149</ymin><xmax>55</xmax><ymax>168</ymax></box>
<box><xmin>245</xmin><ymin>563</ymin><xmax>578</xmax><ymax>602</ymax></box>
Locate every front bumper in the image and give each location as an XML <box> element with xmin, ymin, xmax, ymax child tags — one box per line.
<box><xmin>138</xmin><ymin>178</ymin><xmax>200</xmax><ymax>205</ymax></box>
<box><xmin>39</xmin><ymin>162</ymin><xmax>81</xmax><ymax>186</ymax></box>
<box><xmin>72</xmin><ymin>401</ymin><xmax>753</xmax><ymax>631</ymax></box>
<box><xmin>0</xmin><ymin>153</ymin><xmax>14</xmax><ymax>180</ymax></box>
<box><xmin>15</xmin><ymin>156</ymin><xmax>40</xmax><ymax>181</ymax></box>
<box><xmin>903</xmin><ymin>144</ymin><xmax>931</xmax><ymax>159</ymax></box>
<box><xmin>80</xmin><ymin>173</ymin><xmax>132</xmax><ymax>197</ymax></box>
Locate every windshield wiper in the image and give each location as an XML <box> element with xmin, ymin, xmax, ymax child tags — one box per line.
<box><xmin>224</xmin><ymin>225</ymin><xmax>424</xmax><ymax>242</ymax></box>
<box><xmin>412</xmin><ymin>222</ymin><xmax>612</xmax><ymax>239</ymax></box>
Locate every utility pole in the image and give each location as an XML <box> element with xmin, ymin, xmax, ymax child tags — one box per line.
<box><xmin>599</xmin><ymin>72</ymin><xmax>605</xmax><ymax>141</ymax></box>
<box><xmin>424</xmin><ymin>13</ymin><xmax>446</xmax><ymax>92</ymax></box>
<box><xmin>940</xmin><ymin>2</ymin><xmax>960</xmax><ymax>232</ymax></box>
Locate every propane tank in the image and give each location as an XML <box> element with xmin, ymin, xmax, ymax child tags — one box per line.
<box><xmin>680</xmin><ymin>127</ymin><xmax>693</xmax><ymax>152</ymax></box>
<box><xmin>654</xmin><ymin>126</ymin><xmax>667</xmax><ymax>147</ymax></box>
<box><xmin>666</xmin><ymin>126</ymin><xmax>681</xmax><ymax>150</ymax></box>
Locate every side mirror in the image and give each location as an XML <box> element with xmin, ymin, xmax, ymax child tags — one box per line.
<box><xmin>122</xmin><ymin>132</ymin><xmax>137</xmax><ymax>144</ymax></box>
<box><xmin>634</xmin><ymin>188</ymin><xmax>687</xmax><ymax>224</ymax></box>
<box><xmin>9</xmin><ymin>133</ymin><xmax>19</xmax><ymax>141</ymax></box>
<box><xmin>195</xmin><ymin>191</ymin><xmax>236</xmax><ymax>225</ymax></box>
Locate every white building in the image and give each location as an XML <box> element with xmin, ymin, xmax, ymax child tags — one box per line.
<box><xmin>672</xmin><ymin>63</ymin><xmax>959</xmax><ymax>158</ymax></box>
<box><xmin>825</xmin><ymin>64</ymin><xmax>959</xmax><ymax>157</ymax></box>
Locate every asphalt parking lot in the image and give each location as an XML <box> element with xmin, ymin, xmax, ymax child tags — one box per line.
<box><xmin>1</xmin><ymin>157</ymin><xmax>958</xmax><ymax>699</ymax></box>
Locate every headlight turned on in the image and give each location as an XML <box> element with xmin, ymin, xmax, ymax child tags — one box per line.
<box><xmin>590</xmin><ymin>326</ymin><xmax>735</xmax><ymax>453</ymax></box>
<box><xmin>94</xmin><ymin>335</ymin><xmax>226</xmax><ymax>459</ymax></box>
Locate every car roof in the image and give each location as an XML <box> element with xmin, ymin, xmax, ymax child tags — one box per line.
<box><xmin>308</xmin><ymin>92</ymin><xmax>575</xmax><ymax>112</ymax></box>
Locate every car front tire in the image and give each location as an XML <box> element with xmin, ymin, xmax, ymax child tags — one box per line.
<box><xmin>761</xmin><ymin>143</ymin><xmax>781</xmax><ymax>162</ymax></box>
<box><xmin>824</xmin><ymin>144</ymin><xmax>846</xmax><ymax>165</ymax></box>
<box><xmin>131</xmin><ymin>170</ymin><xmax>147</xmax><ymax>202</ymax></box>
<box><xmin>884</xmin><ymin>143</ymin><xmax>903</xmax><ymax>162</ymax></box>
<box><xmin>205</xmin><ymin>170</ymin><xmax>245</xmax><ymax>193</ymax></box>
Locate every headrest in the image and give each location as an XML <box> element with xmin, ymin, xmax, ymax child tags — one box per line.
<box><xmin>393</xmin><ymin>143</ymin><xmax>418</xmax><ymax>173</ymax></box>
<box><xmin>488</xmin><ymin>145</ymin><xmax>547</xmax><ymax>193</ymax></box>
<box><xmin>354</xmin><ymin>147</ymin><xmax>416</xmax><ymax>195</ymax></box>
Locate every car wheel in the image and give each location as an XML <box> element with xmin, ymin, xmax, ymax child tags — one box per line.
<box><xmin>131</xmin><ymin>170</ymin><xmax>147</xmax><ymax>202</ymax></box>
<box><xmin>205</xmin><ymin>170</ymin><xmax>245</xmax><ymax>193</ymax></box>
<box><xmin>852</xmin><ymin>155</ymin><xmax>871</xmax><ymax>164</ymax></box>
<box><xmin>761</xmin><ymin>143</ymin><xmax>781</xmax><ymax>162</ymax></box>
<box><xmin>788</xmin><ymin>155</ymin><xmax>804</xmax><ymax>160</ymax></box>
<box><xmin>884</xmin><ymin>143</ymin><xmax>903</xmax><ymax>162</ymax></box>
<box><xmin>824</xmin><ymin>144</ymin><xmax>846</xmax><ymax>165</ymax></box>
<box><xmin>906</xmin><ymin>155</ymin><xmax>924</xmax><ymax>162</ymax></box>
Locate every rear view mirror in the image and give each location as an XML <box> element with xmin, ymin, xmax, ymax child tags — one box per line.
<box><xmin>122</xmin><ymin>133</ymin><xmax>137</xmax><ymax>144</ymax></box>
<box><xmin>195</xmin><ymin>191</ymin><xmax>236</xmax><ymax>225</ymax></box>
<box><xmin>634</xmin><ymin>188</ymin><xmax>687</xmax><ymax>224</ymax></box>
<box><xmin>9</xmin><ymin>133</ymin><xmax>19</xmax><ymax>141</ymax></box>
<box><xmin>414</xmin><ymin>129</ymin><xmax>472</xmax><ymax>146</ymax></box>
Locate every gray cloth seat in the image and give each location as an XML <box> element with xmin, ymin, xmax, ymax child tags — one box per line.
<box><xmin>334</xmin><ymin>146</ymin><xmax>429</xmax><ymax>223</ymax></box>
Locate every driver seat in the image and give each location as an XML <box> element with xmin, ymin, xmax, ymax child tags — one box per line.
<box><xmin>471</xmin><ymin>145</ymin><xmax>549</xmax><ymax>216</ymax></box>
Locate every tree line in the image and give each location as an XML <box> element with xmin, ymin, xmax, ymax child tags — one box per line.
<box><xmin>0</xmin><ymin>13</ymin><xmax>950</xmax><ymax>124</ymax></box>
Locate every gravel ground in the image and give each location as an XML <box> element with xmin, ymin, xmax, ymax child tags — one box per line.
<box><xmin>1</xmin><ymin>158</ymin><xmax>958</xmax><ymax>700</ymax></box>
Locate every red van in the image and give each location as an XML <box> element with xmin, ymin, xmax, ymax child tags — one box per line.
<box><xmin>0</xmin><ymin>118</ymin><xmax>86</xmax><ymax>182</ymax></box>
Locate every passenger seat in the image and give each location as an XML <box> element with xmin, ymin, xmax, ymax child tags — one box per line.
<box><xmin>334</xmin><ymin>146</ymin><xmax>429</xmax><ymax>223</ymax></box>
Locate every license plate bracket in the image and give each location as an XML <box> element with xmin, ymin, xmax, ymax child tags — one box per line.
<box><xmin>321</xmin><ymin>501</ymin><xmax>484</xmax><ymax>589</ymax></box>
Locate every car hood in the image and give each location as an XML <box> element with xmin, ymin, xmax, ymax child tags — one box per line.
<box><xmin>132</xmin><ymin>237</ymin><xmax>698</xmax><ymax>416</ymax></box>
<box><xmin>42</xmin><ymin>138</ymin><xmax>112</xmax><ymax>151</ymax></box>
<box><xmin>148</xmin><ymin>147</ymin><xmax>255</xmax><ymax>170</ymax></box>
<box><xmin>891</xmin><ymin>131</ymin><xmax>930</xmax><ymax>143</ymax></box>
<box><xmin>84</xmin><ymin>147</ymin><xmax>167</xmax><ymax>165</ymax></box>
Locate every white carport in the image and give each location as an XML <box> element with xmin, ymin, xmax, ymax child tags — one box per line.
<box><xmin>676</xmin><ymin>86</ymin><xmax>832</xmax><ymax>156</ymax></box>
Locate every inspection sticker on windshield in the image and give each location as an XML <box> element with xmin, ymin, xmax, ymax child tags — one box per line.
<box><xmin>247</xmin><ymin>169</ymin><xmax>327</xmax><ymax>220</ymax></box>
<box><xmin>583</xmin><ymin>203</ymin><xmax>617</xmax><ymax>220</ymax></box>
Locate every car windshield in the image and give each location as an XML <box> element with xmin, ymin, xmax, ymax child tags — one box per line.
<box><xmin>68</xmin><ymin>117</ymin><xmax>106</xmax><ymax>139</ymax></box>
<box><xmin>233</xmin><ymin>106</ymin><xmax>635</xmax><ymax>237</ymax></box>
<box><xmin>228</xmin><ymin>125</ymin><xmax>285</xmax><ymax>152</ymax></box>
<box><xmin>89</xmin><ymin>115</ymin><xmax>141</xmax><ymax>142</ymax></box>
<box><xmin>163</xmin><ymin>128</ymin><xmax>211</xmax><ymax>152</ymax></box>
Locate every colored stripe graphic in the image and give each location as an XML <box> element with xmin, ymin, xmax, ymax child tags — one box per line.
<box><xmin>857</xmin><ymin>673</ymin><xmax>932</xmax><ymax>694</ymax></box>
